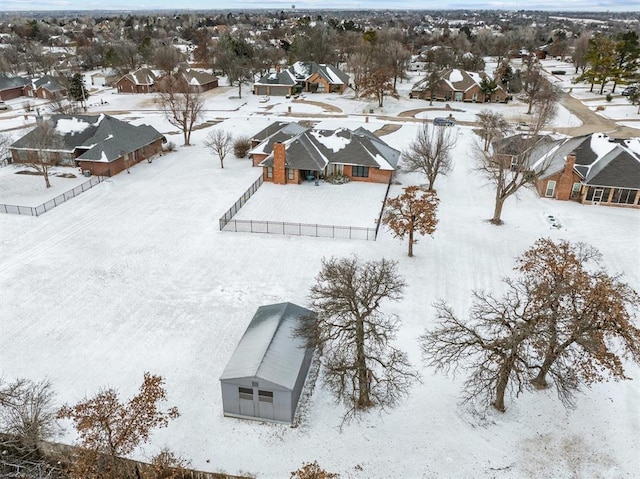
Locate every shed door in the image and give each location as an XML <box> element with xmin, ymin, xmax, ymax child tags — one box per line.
<box><xmin>258</xmin><ymin>390</ymin><xmax>274</xmax><ymax>420</ymax></box>
<box><xmin>238</xmin><ymin>387</ymin><xmax>255</xmax><ymax>417</ymax></box>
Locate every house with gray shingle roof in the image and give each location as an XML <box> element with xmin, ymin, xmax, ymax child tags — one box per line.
<box><xmin>532</xmin><ymin>133</ymin><xmax>640</xmax><ymax>208</ymax></box>
<box><xmin>411</xmin><ymin>69</ymin><xmax>506</xmax><ymax>103</ymax></box>
<box><xmin>220</xmin><ymin>302</ymin><xmax>315</xmax><ymax>424</ymax></box>
<box><xmin>23</xmin><ymin>75</ymin><xmax>67</xmax><ymax>100</ymax></box>
<box><xmin>176</xmin><ymin>68</ymin><xmax>218</xmax><ymax>93</ymax></box>
<box><xmin>249</xmin><ymin>121</ymin><xmax>399</xmax><ymax>185</ymax></box>
<box><xmin>0</xmin><ymin>75</ymin><xmax>29</xmax><ymax>101</ymax></box>
<box><xmin>115</xmin><ymin>67</ymin><xmax>158</xmax><ymax>94</ymax></box>
<box><xmin>10</xmin><ymin>114</ymin><xmax>165</xmax><ymax>177</ymax></box>
<box><xmin>253</xmin><ymin>61</ymin><xmax>350</xmax><ymax>96</ymax></box>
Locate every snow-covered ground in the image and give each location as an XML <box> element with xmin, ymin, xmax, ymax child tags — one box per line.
<box><xmin>1</xmin><ymin>70</ymin><xmax>639</xmax><ymax>479</ymax></box>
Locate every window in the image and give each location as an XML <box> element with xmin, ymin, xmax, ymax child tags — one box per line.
<box><xmin>266</xmin><ymin>167</ymin><xmax>273</xmax><ymax>179</ymax></box>
<box><xmin>352</xmin><ymin>166</ymin><xmax>369</xmax><ymax>178</ymax></box>
<box><xmin>239</xmin><ymin>387</ymin><xmax>253</xmax><ymax>401</ymax></box>
<box><xmin>258</xmin><ymin>390</ymin><xmax>273</xmax><ymax>403</ymax></box>
<box><xmin>287</xmin><ymin>168</ymin><xmax>294</xmax><ymax>180</ymax></box>
<box><xmin>545</xmin><ymin>180</ymin><xmax>556</xmax><ymax>197</ymax></box>
<box><xmin>611</xmin><ymin>188</ymin><xmax>638</xmax><ymax>205</ymax></box>
<box><xmin>572</xmin><ymin>182</ymin><xmax>581</xmax><ymax>193</ymax></box>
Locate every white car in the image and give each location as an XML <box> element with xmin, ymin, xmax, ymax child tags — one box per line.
<box><xmin>259</xmin><ymin>95</ymin><xmax>270</xmax><ymax>103</ymax></box>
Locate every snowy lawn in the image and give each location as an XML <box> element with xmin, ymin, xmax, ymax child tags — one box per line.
<box><xmin>1</xmin><ymin>78</ymin><xmax>639</xmax><ymax>479</ymax></box>
<box><xmin>231</xmin><ymin>180</ymin><xmax>387</xmax><ymax>228</ymax></box>
<box><xmin>0</xmin><ymin>164</ymin><xmax>93</xmax><ymax>207</ymax></box>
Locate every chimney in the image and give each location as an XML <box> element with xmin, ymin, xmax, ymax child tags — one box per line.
<box><xmin>556</xmin><ymin>152</ymin><xmax>577</xmax><ymax>201</ymax></box>
<box><xmin>275</xmin><ymin>65</ymin><xmax>281</xmax><ymax>73</ymax></box>
<box><xmin>273</xmin><ymin>142</ymin><xmax>287</xmax><ymax>185</ymax></box>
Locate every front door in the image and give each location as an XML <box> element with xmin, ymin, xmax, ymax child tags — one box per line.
<box><xmin>592</xmin><ymin>188</ymin><xmax>604</xmax><ymax>202</ymax></box>
<box><xmin>454</xmin><ymin>92</ymin><xmax>463</xmax><ymax>101</ymax></box>
<box><xmin>258</xmin><ymin>390</ymin><xmax>274</xmax><ymax>420</ymax></box>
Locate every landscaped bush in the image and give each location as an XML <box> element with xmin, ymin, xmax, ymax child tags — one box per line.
<box><xmin>233</xmin><ymin>136</ymin><xmax>251</xmax><ymax>158</ymax></box>
<box><xmin>325</xmin><ymin>175</ymin><xmax>351</xmax><ymax>185</ymax></box>
<box><xmin>551</xmin><ymin>70</ymin><xmax>566</xmax><ymax>75</ymax></box>
<box><xmin>163</xmin><ymin>141</ymin><xmax>176</xmax><ymax>152</ymax></box>
<box><xmin>606</xmin><ymin>93</ymin><xmax>613</xmax><ymax>102</ymax></box>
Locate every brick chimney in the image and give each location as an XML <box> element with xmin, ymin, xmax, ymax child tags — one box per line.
<box><xmin>556</xmin><ymin>152</ymin><xmax>577</xmax><ymax>201</ymax></box>
<box><xmin>273</xmin><ymin>142</ymin><xmax>287</xmax><ymax>185</ymax></box>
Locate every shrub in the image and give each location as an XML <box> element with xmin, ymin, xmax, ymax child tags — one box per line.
<box><xmin>163</xmin><ymin>141</ymin><xmax>176</xmax><ymax>152</ymax></box>
<box><xmin>233</xmin><ymin>136</ymin><xmax>251</xmax><ymax>158</ymax></box>
<box><xmin>325</xmin><ymin>174</ymin><xmax>351</xmax><ymax>185</ymax></box>
<box><xmin>606</xmin><ymin>93</ymin><xmax>612</xmax><ymax>102</ymax></box>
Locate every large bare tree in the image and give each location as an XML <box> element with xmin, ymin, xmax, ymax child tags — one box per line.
<box><xmin>476</xmin><ymin>109</ymin><xmax>511</xmax><ymax>152</ymax></box>
<box><xmin>296</xmin><ymin>257</ymin><xmax>417</xmax><ymax>422</ymax></box>
<box><xmin>156</xmin><ymin>76</ymin><xmax>203</xmax><ymax>146</ymax></box>
<box><xmin>204</xmin><ymin>129</ymin><xmax>233</xmax><ymax>169</ymax></box>
<box><xmin>403</xmin><ymin>122</ymin><xmax>457</xmax><ymax>190</ymax></box>
<box><xmin>23</xmin><ymin>120</ymin><xmax>64</xmax><ymax>188</ymax></box>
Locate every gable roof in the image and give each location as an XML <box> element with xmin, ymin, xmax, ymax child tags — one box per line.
<box><xmin>254</xmin><ymin>69</ymin><xmax>297</xmax><ymax>87</ymax></box>
<box><xmin>177</xmin><ymin>68</ymin><xmax>218</xmax><ymax>86</ymax></box>
<box><xmin>10</xmin><ymin>114</ymin><xmax>165</xmax><ymax>163</ymax></box>
<box><xmin>254</xmin><ymin>123</ymin><xmax>400</xmax><ymax>172</ymax></box>
<box><xmin>119</xmin><ymin>67</ymin><xmax>157</xmax><ymax>86</ymax></box>
<box><xmin>412</xmin><ymin>69</ymin><xmax>502</xmax><ymax>94</ymax></box>
<box><xmin>219</xmin><ymin>302</ymin><xmax>315</xmax><ymax>390</ymax></box>
<box><xmin>290</xmin><ymin>61</ymin><xmax>349</xmax><ymax>85</ymax></box>
<box><xmin>29</xmin><ymin>75</ymin><xmax>66</xmax><ymax>93</ymax></box>
<box><xmin>0</xmin><ymin>74</ymin><xmax>29</xmax><ymax>91</ymax></box>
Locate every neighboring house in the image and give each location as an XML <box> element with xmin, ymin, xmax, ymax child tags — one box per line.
<box><xmin>253</xmin><ymin>61</ymin><xmax>350</xmax><ymax>96</ymax></box>
<box><xmin>176</xmin><ymin>68</ymin><xmax>218</xmax><ymax>93</ymax></box>
<box><xmin>532</xmin><ymin>133</ymin><xmax>640</xmax><ymax>208</ymax></box>
<box><xmin>249</xmin><ymin>122</ymin><xmax>399</xmax><ymax>185</ymax></box>
<box><xmin>408</xmin><ymin>54</ymin><xmax>429</xmax><ymax>72</ymax></box>
<box><xmin>411</xmin><ymin>68</ymin><xmax>506</xmax><ymax>103</ymax></box>
<box><xmin>10</xmin><ymin>114</ymin><xmax>165</xmax><ymax>177</ymax></box>
<box><xmin>23</xmin><ymin>75</ymin><xmax>67</xmax><ymax>100</ymax></box>
<box><xmin>115</xmin><ymin>67</ymin><xmax>157</xmax><ymax>94</ymax></box>
<box><xmin>219</xmin><ymin>302</ymin><xmax>316</xmax><ymax>424</ymax></box>
<box><xmin>90</xmin><ymin>69</ymin><xmax>119</xmax><ymax>87</ymax></box>
<box><xmin>0</xmin><ymin>75</ymin><xmax>29</xmax><ymax>101</ymax></box>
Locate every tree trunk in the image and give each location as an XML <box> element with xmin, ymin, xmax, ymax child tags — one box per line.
<box><xmin>355</xmin><ymin>318</ymin><xmax>371</xmax><ymax>409</ymax></box>
<box><xmin>183</xmin><ymin>129</ymin><xmax>189</xmax><ymax>146</ymax></box>
<box><xmin>43</xmin><ymin>167</ymin><xmax>51</xmax><ymax>188</ymax></box>
<box><xmin>491</xmin><ymin>196</ymin><xmax>505</xmax><ymax>225</ymax></box>
<box><xmin>599</xmin><ymin>81</ymin><xmax>606</xmax><ymax>95</ymax></box>
<box><xmin>493</xmin><ymin>362</ymin><xmax>512</xmax><ymax>412</ymax></box>
<box><xmin>238</xmin><ymin>81</ymin><xmax>242</xmax><ymax>99</ymax></box>
<box><xmin>220</xmin><ymin>157</ymin><xmax>224</xmax><ymax>169</ymax></box>
<box><xmin>526</xmin><ymin>97</ymin><xmax>533</xmax><ymax>115</ymax></box>
<box><xmin>408</xmin><ymin>227</ymin><xmax>414</xmax><ymax>257</ymax></box>
<box><xmin>531</xmin><ymin>354</ymin><xmax>556</xmax><ymax>389</ymax></box>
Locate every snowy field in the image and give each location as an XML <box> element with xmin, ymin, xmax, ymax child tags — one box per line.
<box><xmin>1</xmin><ymin>68</ymin><xmax>640</xmax><ymax>479</ymax></box>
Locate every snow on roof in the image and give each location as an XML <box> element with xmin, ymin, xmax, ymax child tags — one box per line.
<box><xmin>310</xmin><ymin>129</ymin><xmax>351</xmax><ymax>153</ymax></box>
<box><xmin>449</xmin><ymin>69</ymin><xmax>464</xmax><ymax>83</ymax></box>
<box><xmin>56</xmin><ymin>117</ymin><xmax>91</xmax><ymax>135</ymax></box>
<box><xmin>323</xmin><ymin>65</ymin><xmax>345</xmax><ymax>85</ymax></box>
<box><xmin>219</xmin><ymin>303</ymin><xmax>315</xmax><ymax>389</ymax></box>
<box><xmin>292</xmin><ymin>61</ymin><xmax>311</xmax><ymax>79</ymax></box>
<box><xmin>590</xmin><ymin>133</ymin><xmax>617</xmax><ymax>160</ymax></box>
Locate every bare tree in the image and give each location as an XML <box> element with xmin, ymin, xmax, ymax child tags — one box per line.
<box><xmin>572</xmin><ymin>31</ymin><xmax>592</xmax><ymax>74</ymax></box>
<box><xmin>381</xmin><ymin>186</ymin><xmax>439</xmax><ymax>257</ymax></box>
<box><xmin>420</xmin><ymin>283</ymin><xmax>537</xmax><ymax>412</ymax></box>
<box><xmin>57</xmin><ymin>373</ymin><xmax>179</xmax><ymax>479</ymax></box>
<box><xmin>476</xmin><ymin>110</ymin><xmax>511</xmax><ymax>152</ymax></box>
<box><xmin>403</xmin><ymin>122</ymin><xmax>456</xmax><ymax>190</ymax></box>
<box><xmin>154</xmin><ymin>45</ymin><xmax>183</xmax><ymax>75</ymax></box>
<box><xmin>296</xmin><ymin>257</ymin><xmax>417</xmax><ymax>422</ymax></box>
<box><xmin>156</xmin><ymin>76</ymin><xmax>203</xmax><ymax>146</ymax></box>
<box><xmin>23</xmin><ymin>120</ymin><xmax>64</xmax><ymax>188</ymax></box>
<box><xmin>204</xmin><ymin>129</ymin><xmax>233</xmax><ymax>169</ymax></box>
<box><xmin>0</xmin><ymin>379</ymin><xmax>58</xmax><ymax>452</ymax></box>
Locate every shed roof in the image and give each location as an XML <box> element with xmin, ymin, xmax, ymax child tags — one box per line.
<box><xmin>220</xmin><ymin>303</ymin><xmax>315</xmax><ymax>390</ymax></box>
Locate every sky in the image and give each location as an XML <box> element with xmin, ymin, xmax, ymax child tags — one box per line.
<box><xmin>1</xmin><ymin>0</ymin><xmax>639</xmax><ymax>12</ymax></box>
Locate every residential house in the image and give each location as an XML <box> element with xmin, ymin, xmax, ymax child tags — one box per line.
<box><xmin>115</xmin><ymin>67</ymin><xmax>157</xmax><ymax>94</ymax></box>
<box><xmin>10</xmin><ymin>114</ymin><xmax>165</xmax><ymax>177</ymax></box>
<box><xmin>23</xmin><ymin>75</ymin><xmax>67</xmax><ymax>100</ymax></box>
<box><xmin>0</xmin><ymin>75</ymin><xmax>29</xmax><ymax>101</ymax></box>
<box><xmin>176</xmin><ymin>68</ymin><xmax>218</xmax><ymax>93</ymax></box>
<box><xmin>411</xmin><ymin>69</ymin><xmax>506</xmax><ymax>103</ymax></box>
<box><xmin>90</xmin><ymin>69</ymin><xmax>119</xmax><ymax>87</ymax></box>
<box><xmin>220</xmin><ymin>302</ymin><xmax>315</xmax><ymax>424</ymax></box>
<box><xmin>533</xmin><ymin>133</ymin><xmax>640</xmax><ymax>208</ymax></box>
<box><xmin>253</xmin><ymin>61</ymin><xmax>350</xmax><ymax>96</ymax></box>
<box><xmin>249</xmin><ymin>122</ymin><xmax>399</xmax><ymax>185</ymax></box>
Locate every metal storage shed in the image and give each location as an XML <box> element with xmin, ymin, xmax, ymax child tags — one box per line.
<box><xmin>220</xmin><ymin>302</ymin><xmax>316</xmax><ymax>424</ymax></box>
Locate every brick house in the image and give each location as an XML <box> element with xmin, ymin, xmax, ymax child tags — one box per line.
<box><xmin>254</xmin><ymin>61</ymin><xmax>350</xmax><ymax>96</ymax></box>
<box><xmin>249</xmin><ymin>122</ymin><xmax>399</xmax><ymax>185</ymax></box>
<box><xmin>411</xmin><ymin>69</ymin><xmax>506</xmax><ymax>103</ymax></box>
<box><xmin>115</xmin><ymin>68</ymin><xmax>157</xmax><ymax>94</ymax></box>
<box><xmin>23</xmin><ymin>75</ymin><xmax>67</xmax><ymax>100</ymax></box>
<box><xmin>10</xmin><ymin>114</ymin><xmax>165</xmax><ymax>177</ymax></box>
<box><xmin>176</xmin><ymin>68</ymin><xmax>218</xmax><ymax>93</ymax></box>
<box><xmin>0</xmin><ymin>75</ymin><xmax>29</xmax><ymax>101</ymax></box>
<box><xmin>532</xmin><ymin>133</ymin><xmax>640</xmax><ymax>208</ymax></box>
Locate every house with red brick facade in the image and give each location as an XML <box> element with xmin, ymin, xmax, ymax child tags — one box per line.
<box><xmin>10</xmin><ymin>114</ymin><xmax>165</xmax><ymax>177</ymax></box>
<box><xmin>116</xmin><ymin>68</ymin><xmax>158</xmax><ymax>94</ymax></box>
<box><xmin>532</xmin><ymin>133</ymin><xmax>640</xmax><ymax>208</ymax></box>
<box><xmin>0</xmin><ymin>75</ymin><xmax>29</xmax><ymax>101</ymax></box>
<box><xmin>411</xmin><ymin>69</ymin><xmax>506</xmax><ymax>103</ymax></box>
<box><xmin>23</xmin><ymin>75</ymin><xmax>67</xmax><ymax>100</ymax></box>
<box><xmin>254</xmin><ymin>61</ymin><xmax>350</xmax><ymax>96</ymax></box>
<box><xmin>249</xmin><ymin>122</ymin><xmax>399</xmax><ymax>185</ymax></box>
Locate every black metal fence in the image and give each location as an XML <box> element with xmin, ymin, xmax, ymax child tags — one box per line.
<box><xmin>218</xmin><ymin>175</ymin><xmax>264</xmax><ymax>230</ymax></box>
<box><xmin>0</xmin><ymin>175</ymin><xmax>106</xmax><ymax>217</ymax></box>
<box><xmin>223</xmin><ymin>219</ymin><xmax>377</xmax><ymax>241</ymax></box>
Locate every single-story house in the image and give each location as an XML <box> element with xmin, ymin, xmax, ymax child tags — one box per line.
<box><xmin>249</xmin><ymin>122</ymin><xmax>400</xmax><ymax>185</ymax></box>
<box><xmin>532</xmin><ymin>133</ymin><xmax>640</xmax><ymax>208</ymax></box>
<box><xmin>10</xmin><ymin>114</ymin><xmax>165</xmax><ymax>177</ymax></box>
<box><xmin>176</xmin><ymin>68</ymin><xmax>219</xmax><ymax>93</ymax></box>
<box><xmin>253</xmin><ymin>61</ymin><xmax>350</xmax><ymax>96</ymax></box>
<box><xmin>23</xmin><ymin>75</ymin><xmax>67</xmax><ymax>100</ymax></box>
<box><xmin>0</xmin><ymin>75</ymin><xmax>29</xmax><ymax>101</ymax></box>
<box><xmin>219</xmin><ymin>302</ymin><xmax>316</xmax><ymax>424</ymax></box>
<box><xmin>115</xmin><ymin>67</ymin><xmax>158</xmax><ymax>94</ymax></box>
<box><xmin>411</xmin><ymin>69</ymin><xmax>506</xmax><ymax>103</ymax></box>
<box><xmin>90</xmin><ymin>69</ymin><xmax>119</xmax><ymax>87</ymax></box>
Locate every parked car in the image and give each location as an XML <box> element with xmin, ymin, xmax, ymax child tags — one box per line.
<box><xmin>259</xmin><ymin>95</ymin><xmax>270</xmax><ymax>103</ymax></box>
<box><xmin>0</xmin><ymin>101</ymin><xmax>8</xmax><ymax>110</ymax></box>
<box><xmin>622</xmin><ymin>86</ymin><xmax>637</xmax><ymax>96</ymax></box>
<box><xmin>433</xmin><ymin>117</ymin><xmax>455</xmax><ymax>126</ymax></box>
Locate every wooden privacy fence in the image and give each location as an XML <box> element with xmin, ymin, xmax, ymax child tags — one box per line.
<box><xmin>0</xmin><ymin>175</ymin><xmax>106</xmax><ymax>217</ymax></box>
<box><xmin>224</xmin><ymin>219</ymin><xmax>377</xmax><ymax>241</ymax></box>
